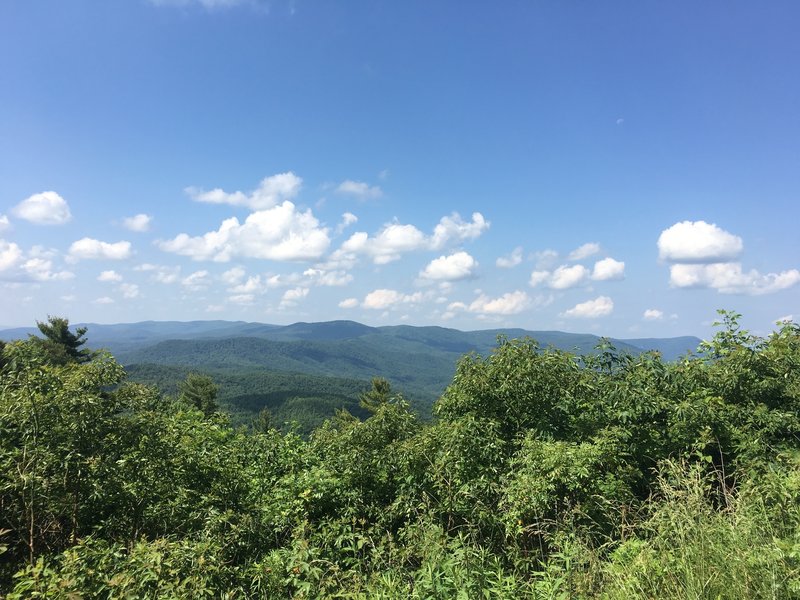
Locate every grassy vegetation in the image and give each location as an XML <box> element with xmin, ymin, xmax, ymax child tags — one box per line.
<box><xmin>1</xmin><ymin>311</ymin><xmax>798</xmax><ymax>598</ymax></box>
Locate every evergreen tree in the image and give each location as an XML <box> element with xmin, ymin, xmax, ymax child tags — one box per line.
<box><xmin>178</xmin><ymin>373</ymin><xmax>219</xmax><ymax>417</ymax></box>
<box><xmin>33</xmin><ymin>316</ymin><xmax>92</xmax><ymax>364</ymax></box>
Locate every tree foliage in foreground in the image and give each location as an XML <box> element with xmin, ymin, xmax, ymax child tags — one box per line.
<box><xmin>1</xmin><ymin>311</ymin><xmax>799</xmax><ymax>598</ymax></box>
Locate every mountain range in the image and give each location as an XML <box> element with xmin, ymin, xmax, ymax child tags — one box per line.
<box><xmin>1</xmin><ymin>319</ymin><xmax>702</xmax><ymax>429</ymax></box>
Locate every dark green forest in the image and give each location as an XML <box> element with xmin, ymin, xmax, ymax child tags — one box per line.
<box><xmin>1</xmin><ymin>312</ymin><xmax>799</xmax><ymax>598</ymax></box>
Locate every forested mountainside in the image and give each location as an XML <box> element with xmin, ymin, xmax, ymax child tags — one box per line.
<box><xmin>1</xmin><ymin>312</ymin><xmax>798</xmax><ymax>598</ymax></box>
<box><xmin>1</xmin><ymin>320</ymin><xmax>701</xmax><ymax>428</ymax></box>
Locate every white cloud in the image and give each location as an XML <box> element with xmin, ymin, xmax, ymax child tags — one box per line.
<box><xmin>302</xmin><ymin>268</ymin><xmax>353</xmax><ymax>286</ymax></box>
<box><xmin>533</xmin><ymin>249</ymin><xmax>559</xmax><ymax>269</ymax></box>
<box><xmin>280</xmin><ymin>286</ymin><xmax>309</xmax><ymax>308</ymax></box>
<box><xmin>185</xmin><ymin>172</ymin><xmax>302</xmax><ymax>210</ymax></box>
<box><xmin>361</xmin><ymin>289</ymin><xmax>425</xmax><ymax>310</ymax></box>
<box><xmin>658</xmin><ymin>221</ymin><xmax>743</xmax><ymax>263</ymax></box>
<box><xmin>119</xmin><ymin>283</ymin><xmax>140</xmax><ymax>299</ymax></box>
<box><xmin>496</xmin><ymin>246</ymin><xmax>523</xmax><ymax>268</ymax></box>
<box><xmin>336</xmin><ymin>180</ymin><xmax>383</xmax><ymax>200</ymax></box>
<box><xmin>562</xmin><ymin>296</ymin><xmax>614</xmax><ymax>318</ymax></box>
<box><xmin>182</xmin><ymin>270</ymin><xmax>211</xmax><ymax>291</ymax></box>
<box><xmin>550</xmin><ymin>264</ymin><xmax>588</xmax><ymax>289</ymax></box>
<box><xmin>643</xmin><ymin>308</ymin><xmax>664</xmax><ymax>321</ymax></box>
<box><xmin>469</xmin><ymin>290</ymin><xmax>530</xmax><ymax>315</ymax></box>
<box><xmin>568</xmin><ymin>242</ymin><xmax>600</xmax><ymax>261</ymax></box>
<box><xmin>336</xmin><ymin>212</ymin><xmax>358</xmax><ymax>234</ymax></box>
<box><xmin>159</xmin><ymin>201</ymin><xmax>329</xmax><ymax>262</ymax></box>
<box><xmin>228</xmin><ymin>293</ymin><xmax>255</xmax><ymax>305</ymax></box>
<box><xmin>430</xmin><ymin>212</ymin><xmax>489</xmax><ymax>249</ymax></box>
<box><xmin>22</xmin><ymin>258</ymin><xmax>74</xmax><ymax>281</ymax></box>
<box><xmin>123</xmin><ymin>213</ymin><xmax>152</xmax><ymax>232</ymax></box>
<box><xmin>419</xmin><ymin>251</ymin><xmax>477</xmax><ymax>281</ymax></box>
<box><xmin>0</xmin><ymin>215</ymin><xmax>9</xmax><ymax>231</ymax></box>
<box><xmin>332</xmin><ymin>211</ymin><xmax>489</xmax><ymax>266</ymax></box>
<box><xmin>229</xmin><ymin>275</ymin><xmax>264</xmax><ymax>294</ymax></box>
<box><xmin>68</xmin><ymin>238</ymin><xmax>132</xmax><ymax>262</ymax></box>
<box><xmin>221</xmin><ymin>266</ymin><xmax>246</xmax><ymax>285</ymax></box>
<box><xmin>339</xmin><ymin>298</ymin><xmax>359</xmax><ymax>309</ymax></box>
<box><xmin>669</xmin><ymin>263</ymin><xmax>800</xmax><ymax>295</ymax></box>
<box><xmin>529</xmin><ymin>270</ymin><xmax>550</xmax><ymax>287</ymax></box>
<box><xmin>12</xmin><ymin>191</ymin><xmax>72</xmax><ymax>225</ymax></box>
<box><xmin>98</xmin><ymin>270</ymin><xmax>123</xmax><ymax>282</ymax></box>
<box><xmin>93</xmin><ymin>296</ymin><xmax>114</xmax><ymax>305</ymax></box>
<box><xmin>0</xmin><ymin>240</ymin><xmax>23</xmax><ymax>271</ymax></box>
<box><xmin>591</xmin><ymin>257</ymin><xmax>625</xmax><ymax>281</ymax></box>
<box><xmin>136</xmin><ymin>263</ymin><xmax>181</xmax><ymax>284</ymax></box>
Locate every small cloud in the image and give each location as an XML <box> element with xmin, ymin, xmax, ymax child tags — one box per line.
<box><xmin>496</xmin><ymin>246</ymin><xmax>523</xmax><ymax>269</ymax></box>
<box><xmin>185</xmin><ymin>172</ymin><xmax>302</xmax><ymax>210</ymax></box>
<box><xmin>98</xmin><ymin>270</ymin><xmax>123</xmax><ymax>282</ymax></box>
<box><xmin>568</xmin><ymin>242</ymin><xmax>600</xmax><ymax>261</ymax></box>
<box><xmin>532</xmin><ymin>249</ymin><xmax>559</xmax><ymax>270</ymax></box>
<box><xmin>0</xmin><ymin>240</ymin><xmax>23</xmax><ymax>271</ymax></box>
<box><xmin>228</xmin><ymin>293</ymin><xmax>255</xmax><ymax>305</ymax></box>
<box><xmin>591</xmin><ymin>257</ymin><xmax>625</xmax><ymax>281</ymax></box>
<box><xmin>362</xmin><ymin>288</ymin><xmax>424</xmax><ymax>310</ymax></box>
<box><xmin>221</xmin><ymin>266</ymin><xmax>246</xmax><ymax>285</ymax></box>
<box><xmin>335</xmin><ymin>212</ymin><xmax>358</xmax><ymax>234</ymax></box>
<box><xmin>658</xmin><ymin>221</ymin><xmax>743</xmax><ymax>263</ymax></box>
<box><xmin>616</xmin><ymin>118</ymin><xmax>624</xmax><ymax>125</ymax></box>
<box><xmin>550</xmin><ymin>264</ymin><xmax>588</xmax><ymax>289</ymax></box>
<box><xmin>93</xmin><ymin>296</ymin><xmax>114</xmax><ymax>305</ymax></box>
<box><xmin>339</xmin><ymin>298</ymin><xmax>359</xmax><ymax>309</ymax></box>
<box><xmin>419</xmin><ymin>251</ymin><xmax>477</xmax><ymax>282</ymax></box>
<box><xmin>206</xmin><ymin>304</ymin><xmax>225</xmax><ymax>313</ymax></box>
<box><xmin>122</xmin><ymin>213</ymin><xmax>153</xmax><ymax>232</ymax></box>
<box><xmin>182</xmin><ymin>270</ymin><xmax>211</xmax><ymax>291</ymax></box>
<box><xmin>336</xmin><ymin>180</ymin><xmax>383</xmax><ymax>200</ymax></box>
<box><xmin>562</xmin><ymin>296</ymin><xmax>614</xmax><ymax>318</ymax></box>
<box><xmin>279</xmin><ymin>286</ymin><xmax>309</xmax><ymax>308</ymax></box>
<box><xmin>643</xmin><ymin>308</ymin><xmax>664</xmax><ymax>321</ymax></box>
<box><xmin>68</xmin><ymin>238</ymin><xmax>132</xmax><ymax>262</ymax></box>
<box><xmin>119</xmin><ymin>283</ymin><xmax>140</xmax><ymax>299</ymax></box>
<box><xmin>469</xmin><ymin>290</ymin><xmax>530</xmax><ymax>315</ymax></box>
<box><xmin>13</xmin><ymin>191</ymin><xmax>72</xmax><ymax>225</ymax></box>
<box><xmin>0</xmin><ymin>215</ymin><xmax>9</xmax><ymax>231</ymax></box>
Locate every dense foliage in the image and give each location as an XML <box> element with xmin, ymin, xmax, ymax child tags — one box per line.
<box><xmin>1</xmin><ymin>311</ymin><xmax>799</xmax><ymax>598</ymax></box>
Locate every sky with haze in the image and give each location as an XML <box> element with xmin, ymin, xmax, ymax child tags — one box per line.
<box><xmin>1</xmin><ymin>1</ymin><xmax>798</xmax><ymax>338</ymax></box>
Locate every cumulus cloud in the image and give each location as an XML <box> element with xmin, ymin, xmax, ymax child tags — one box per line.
<box><xmin>643</xmin><ymin>308</ymin><xmax>664</xmax><ymax>321</ymax></box>
<box><xmin>13</xmin><ymin>191</ymin><xmax>72</xmax><ymax>225</ymax></box>
<box><xmin>336</xmin><ymin>180</ymin><xmax>383</xmax><ymax>200</ymax></box>
<box><xmin>98</xmin><ymin>270</ymin><xmax>123</xmax><ymax>282</ymax></box>
<box><xmin>123</xmin><ymin>213</ymin><xmax>152</xmax><ymax>232</ymax></box>
<box><xmin>496</xmin><ymin>246</ymin><xmax>523</xmax><ymax>269</ymax></box>
<box><xmin>333</xmin><ymin>212</ymin><xmax>488</xmax><ymax>266</ymax></box>
<box><xmin>549</xmin><ymin>264</ymin><xmax>589</xmax><ymax>289</ymax></box>
<box><xmin>221</xmin><ymin>266</ymin><xmax>246</xmax><ymax>285</ymax></box>
<box><xmin>68</xmin><ymin>238</ymin><xmax>132</xmax><ymax>262</ymax></box>
<box><xmin>362</xmin><ymin>289</ymin><xmax>424</xmax><ymax>310</ymax></box>
<box><xmin>339</xmin><ymin>298</ymin><xmax>359</xmax><ymax>309</ymax></box>
<box><xmin>182</xmin><ymin>270</ymin><xmax>211</xmax><ymax>291</ymax></box>
<box><xmin>0</xmin><ymin>215</ymin><xmax>9</xmax><ymax>231</ymax></box>
<box><xmin>119</xmin><ymin>283</ymin><xmax>140</xmax><ymax>299</ymax></box>
<box><xmin>336</xmin><ymin>212</ymin><xmax>358</xmax><ymax>234</ymax></box>
<box><xmin>591</xmin><ymin>257</ymin><xmax>625</xmax><ymax>281</ymax></box>
<box><xmin>529</xmin><ymin>270</ymin><xmax>550</xmax><ymax>287</ymax></box>
<box><xmin>562</xmin><ymin>296</ymin><xmax>614</xmax><ymax>318</ymax></box>
<box><xmin>159</xmin><ymin>201</ymin><xmax>330</xmax><ymax>262</ymax></box>
<box><xmin>302</xmin><ymin>268</ymin><xmax>353</xmax><ymax>287</ymax></box>
<box><xmin>568</xmin><ymin>242</ymin><xmax>600</xmax><ymax>261</ymax></box>
<box><xmin>469</xmin><ymin>290</ymin><xmax>530</xmax><ymax>315</ymax></box>
<box><xmin>135</xmin><ymin>263</ymin><xmax>181</xmax><ymax>284</ymax></box>
<box><xmin>22</xmin><ymin>258</ymin><xmax>74</xmax><ymax>282</ymax></box>
<box><xmin>658</xmin><ymin>221</ymin><xmax>743</xmax><ymax>263</ymax></box>
<box><xmin>185</xmin><ymin>172</ymin><xmax>302</xmax><ymax>210</ymax></box>
<box><xmin>0</xmin><ymin>240</ymin><xmax>23</xmax><ymax>271</ymax></box>
<box><xmin>229</xmin><ymin>275</ymin><xmax>264</xmax><ymax>294</ymax></box>
<box><xmin>669</xmin><ymin>263</ymin><xmax>800</xmax><ymax>295</ymax></box>
<box><xmin>430</xmin><ymin>212</ymin><xmax>490</xmax><ymax>250</ymax></box>
<box><xmin>228</xmin><ymin>294</ymin><xmax>255</xmax><ymax>305</ymax></box>
<box><xmin>93</xmin><ymin>296</ymin><xmax>114</xmax><ymax>305</ymax></box>
<box><xmin>280</xmin><ymin>286</ymin><xmax>309</xmax><ymax>308</ymax></box>
<box><xmin>419</xmin><ymin>251</ymin><xmax>477</xmax><ymax>281</ymax></box>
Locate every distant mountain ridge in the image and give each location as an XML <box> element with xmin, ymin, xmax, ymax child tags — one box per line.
<box><xmin>1</xmin><ymin>319</ymin><xmax>702</xmax><ymax>423</ymax></box>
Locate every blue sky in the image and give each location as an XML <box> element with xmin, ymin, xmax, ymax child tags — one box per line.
<box><xmin>1</xmin><ymin>1</ymin><xmax>798</xmax><ymax>338</ymax></box>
